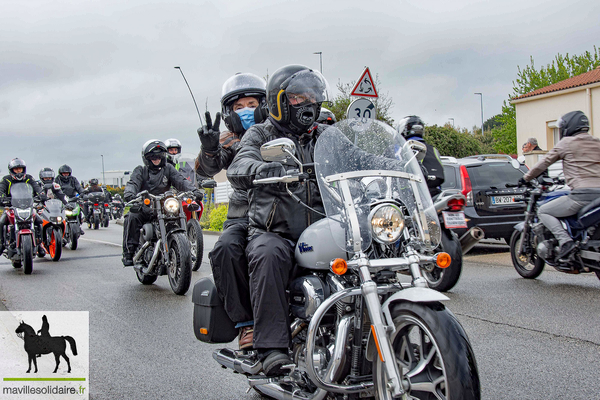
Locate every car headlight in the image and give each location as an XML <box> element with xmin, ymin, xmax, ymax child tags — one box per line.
<box><xmin>164</xmin><ymin>198</ymin><xmax>180</xmax><ymax>214</ymax></box>
<box><xmin>369</xmin><ymin>204</ymin><xmax>404</xmax><ymax>244</ymax></box>
<box><xmin>16</xmin><ymin>208</ymin><xmax>32</xmax><ymax>220</ymax></box>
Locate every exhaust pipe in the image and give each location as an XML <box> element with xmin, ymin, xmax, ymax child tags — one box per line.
<box><xmin>459</xmin><ymin>227</ymin><xmax>485</xmax><ymax>255</ymax></box>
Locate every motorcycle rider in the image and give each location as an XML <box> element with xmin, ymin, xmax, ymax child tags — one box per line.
<box><xmin>195</xmin><ymin>72</ymin><xmax>268</xmax><ymax>350</ymax></box>
<box><xmin>38</xmin><ymin>168</ymin><xmax>68</xmax><ymax>205</ymax></box>
<box><xmin>0</xmin><ymin>158</ymin><xmax>47</xmax><ymax>256</ymax></box>
<box><xmin>83</xmin><ymin>178</ymin><xmax>107</xmax><ymax>222</ymax></box>
<box><xmin>121</xmin><ymin>140</ymin><xmax>202</xmax><ymax>266</ymax></box>
<box><xmin>398</xmin><ymin>115</ymin><xmax>445</xmax><ymax>198</ymax></box>
<box><xmin>112</xmin><ymin>194</ymin><xmax>125</xmax><ymax>217</ymax></box>
<box><xmin>227</xmin><ymin>65</ymin><xmax>331</xmax><ymax>375</ymax></box>
<box><xmin>519</xmin><ymin>110</ymin><xmax>600</xmax><ymax>260</ymax></box>
<box><xmin>165</xmin><ymin>138</ymin><xmax>196</xmax><ymax>184</ymax></box>
<box><xmin>316</xmin><ymin>106</ymin><xmax>336</xmax><ymax>125</ymax></box>
<box><xmin>55</xmin><ymin>164</ymin><xmax>85</xmax><ymax>222</ymax></box>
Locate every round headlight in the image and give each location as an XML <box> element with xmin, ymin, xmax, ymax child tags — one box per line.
<box><xmin>369</xmin><ymin>204</ymin><xmax>404</xmax><ymax>244</ymax></box>
<box><xmin>164</xmin><ymin>198</ymin><xmax>180</xmax><ymax>214</ymax></box>
<box><xmin>65</xmin><ymin>210</ymin><xmax>73</xmax><ymax>217</ymax></box>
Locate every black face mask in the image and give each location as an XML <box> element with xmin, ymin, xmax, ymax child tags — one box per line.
<box><xmin>288</xmin><ymin>103</ymin><xmax>320</xmax><ymax>134</ymax></box>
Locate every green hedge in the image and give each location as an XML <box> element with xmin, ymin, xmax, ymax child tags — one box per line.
<box><xmin>209</xmin><ymin>204</ymin><xmax>228</xmax><ymax>231</ymax></box>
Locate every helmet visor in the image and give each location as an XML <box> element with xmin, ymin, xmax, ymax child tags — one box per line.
<box><xmin>283</xmin><ymin>69</ymin><xmax>329</xmax><ymax>107</ymax></box>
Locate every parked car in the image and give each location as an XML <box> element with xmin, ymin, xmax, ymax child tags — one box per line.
<box><xmin>440</xmin><ymin>154</ymin><xmax>528</xmax><ymax>243</ymax></box>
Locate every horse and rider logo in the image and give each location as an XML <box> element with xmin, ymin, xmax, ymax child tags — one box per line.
<box><xmin>15</xmin><ymin>315</ymin><xmax>78</xmax><ymax>373</ymax></box>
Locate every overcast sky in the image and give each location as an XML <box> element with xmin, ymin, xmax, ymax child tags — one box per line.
<box><xmin>1</xmin><ymin>0</ymin><xmax>599</xmax><ymax>181</ymax></box>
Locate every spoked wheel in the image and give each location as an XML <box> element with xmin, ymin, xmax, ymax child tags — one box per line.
<box><xmin>374</xmin><ymin>302</ymin><xmax>480</xmax><ymax>400</ymax></box>
<box><xmin>510</xmin><ymin>230</ymin><xmax>544</xmax><ymax>279</ymax></box>
<box><xmin>48</xmin><ymin>228</ymin><xmax>62</xmax><ymax>262</ymax></box>
<box><xmin>422</xmin><ymin>230</ymin><xmax>462</xmax><ymax>292</ymax></box>
<box><xmin>187</xmin><ymin>219</ymin><xmax>204</xmax><ymax>271</ymax></box>
<box><xmin>167</xmin><ymin>233</ymin><xmax>192</xmax><ymax>295</ymax></box>
<box><xmin>21</xmin><ymin>236</ymin><xmax>34</xmax><ymax>275</ymax></box>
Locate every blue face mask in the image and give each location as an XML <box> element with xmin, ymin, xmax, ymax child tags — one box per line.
<box><xmin>236</xmin><ymin>107</ymin><xmax>256</xmax><ymax>130</ymax></box>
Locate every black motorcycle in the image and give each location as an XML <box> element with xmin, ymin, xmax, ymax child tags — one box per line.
<box><xmin>126</xmin><ymin>190</ymin><xmax>198</xmax><ymax>295</ymax></box>
<box><xmin>85</xmin><ymin>192</ymin><xmax>107</xmax><ymax>229</ymax></box>
<box><xmin>111</xmin><ymin>199</ymin><xmax>124</xmax><ymax>219</ymax></box>
<box><xmin>510</xmin><ymin>176</ymin><xmax>600</xmax><ymax>279</ymax></box>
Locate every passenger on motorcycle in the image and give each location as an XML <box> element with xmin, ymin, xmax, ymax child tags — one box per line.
<box><xmin>0</xmin><ymin>158</ymin><xmax>47</xmax><ymax>256</ymax></box>
<box><xmin>227</xmin><ymin>65</ymin><xmax>330</xmax><ymax>375</ymax></box>
<box><xmin>38</xmin><ymin>168</ymin><xmax>67</xmax><ymax>205</ymax></box>
<box><xmin>519</xmin><ymin>110</ymin><xmax>600</xmax><ymax>259</ymax></box>
<box><xmin>55</xmin><ymin>164</ymin><xmax>85</xmax><ymax>220</ymax></box>
<box><xmin>195</xmin><ymin>72</ymin><xmax>268</xmax><ymax>349</ymax></box>
<box><xmin>121</xmin><ymin>140</ymin><xmax>202</xmax><ymax>266</ymax></box>
<box><xmin>315</xmin><ymin>106</ymin><xmax>336</xmax><ymax>125</ymax></box>
<box><xmin>398</xmin><ymin>115</ymin><xmax>445</xmax><ymax>198</ymax></box>
<box><xmin>165</xmin><ymin>138</ymin><xmax>196</xmax><ymax>184</ymax></box>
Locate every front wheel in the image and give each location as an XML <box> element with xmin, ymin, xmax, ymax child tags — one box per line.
<box><xmin>422</xmin><ymin>229</ymin><xmax>462</xmax><ymax>292</ymax></box>
<box><xmin>48</xmin><ymin>228</ymin><xmax>62</xmax><ymax>261</ymax></box>
<box><xmin>21</xmin><ymin>235</ymin><xmax>34</xmax><ymax>275</ymax></box>
<box><xmin>374</xmin><ymin>302</ymin><xmax>481</xmax><ymax>400</ymax></box>
<box><xmin>510</xmin><ymin>230</ymin><xmax>544</xmax><ymax>279</ymax></box>
<box><xmin>69</xmin><ymin>223</ymin><xmax>79</xmax><ymax>250</ymax></box>
<box><xmin>167</xmin><ymin>232</ymin><xmax>192</xmax><ymax>295</ymax></box>
<box><xmin>187</xmin><ymin>219</ymin><xmax>204</xmax><ymax>271</ymax></box>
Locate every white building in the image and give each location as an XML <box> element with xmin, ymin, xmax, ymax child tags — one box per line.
<box><xmin>102</xmin><ymin>170</ymin><xmax>132</xmax><ymax>187</ymax></box>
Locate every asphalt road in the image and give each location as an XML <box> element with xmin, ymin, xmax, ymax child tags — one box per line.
<box><xmin>1</xmin><ymin>225</ymin><xmax>600</xmax><ymax>399</ymax></box>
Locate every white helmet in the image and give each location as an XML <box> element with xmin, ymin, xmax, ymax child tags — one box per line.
<box><xmin>165</xmin><ymin>138</ymin><xmax>182</xmax><ymax>163</ymax></box>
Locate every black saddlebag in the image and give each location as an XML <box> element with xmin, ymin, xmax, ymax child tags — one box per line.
<box><xmin>577</xmin><ymin>198</ymin><xmax>600</xmax><ymax>229</ymax></box>
<box><xmin>192</xmin><ymin>277</ymin><xmax>238</xmax><ymax>343</ymax></box>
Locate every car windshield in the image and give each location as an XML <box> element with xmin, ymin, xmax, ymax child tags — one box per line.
<box><xmin>467</xmin><ymin>162</ymin><xmax>524</xmax><ymax>188</ymax></box>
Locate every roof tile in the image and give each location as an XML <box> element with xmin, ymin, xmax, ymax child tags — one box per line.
<box><xmin>514</xmin><ymin>67</ymin><xmax>600</xmax><ymax>100</ymax></box>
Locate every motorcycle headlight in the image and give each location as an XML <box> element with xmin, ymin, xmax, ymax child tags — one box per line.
<box><xmin>369</xmin><ymin>204</ymin><xmax>404</xmax><ymax>244</ymax></box>
<box><xmin>164</xmin><ymin>198</ymin><xmax>180</xmax><ymax>214</ymax></box>
<box><xmin>16</xmin><ymin>208</ymin><xmax>32</xmax><ymax>220</ymax></box>
<box><xmin>65</xmin><ymin>210</ymin><xmax>74</xmax><ymax>217</ymax></box>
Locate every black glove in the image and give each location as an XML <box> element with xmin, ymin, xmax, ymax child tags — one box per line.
<box><xmin>123</xmin><ymin>194</ymin><xmax>134</xmax><ymax>203</ymax></box>
<box><xmin>197</xmin><ymin>111</ymin><xmax>221</xmax><ymax>153</ymax></box>
<box><xmin>129</xmin><ymin>204</ymin><xmax>142</xmax><ymax>213</ymax></box>
<box><xmin>256</xmin><ymin>162</ymin><xmax>286</xmax><ymax>180</ymax></box>
<box><xmin>192</xmin><ymin>190</ymin><xmax>204</xmax><ymax>202</ymax></box>
<box><xmin>1</xmin><ymin>197</ymin><xmax>11</xmax><ymax>207</ymax></box>
<box><xmin>517</xmin><ymin>177</ymin><xmax>528</xmax><ymax>187</ymax></box>
<box><xmin>39</xmin><ymin>193</ymin><xmax>48</xmax><ymax>202</ymax></box>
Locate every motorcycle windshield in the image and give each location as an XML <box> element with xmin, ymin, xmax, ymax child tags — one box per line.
<box><xmin>45</xmin><ymin>199</ymin><xmax>64</xmax><ymax>215</ymax></box>
<box><xmin>314</xmin><ymin>119</ymin><xmax>440</xmax><ymax>253</ymax></box>
<box><xmin>9</xmin><ymin>183</ymin><xmax>34</xmax><ymax>209</ymax></box>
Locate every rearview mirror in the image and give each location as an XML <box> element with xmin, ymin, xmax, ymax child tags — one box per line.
<box><xmin>260</xmin><ymin>138</ymin><xmax>297</xmax><ymax>163</ymax></box>
<box><xmin>510</xmin><ymin>158</ymin><xmax>520</xmax><ymax>170</ymax></box>
<box><xmin>201</xmin><ymin>179</ymin><xmax>217</xmax><ymax>189</ymax></box>
<box><xmin>406</xmin><ymin>140</ymin><xmax>427</xmax><ymax>163</ymax></box>
<box><xmin>517</xmin><ymin>155</ymin><xmax>526</xmax><ymax>165</ymax></box>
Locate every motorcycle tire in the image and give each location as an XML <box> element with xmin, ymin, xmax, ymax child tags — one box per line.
<box><xmin>187</xmin><ymin>219</ymin><xmax>204</xmax><ymax>271</ymax></box>
<box><xmin>48</xmin><ymin>228</ymin><xmax>62</xmax><ymax>262</ymax></box>
<box><xmin>373</xmin><ymin>301</ymin><xmax>480</xmax><ymax>400</ymax></box>
<box><xmin>22</xmin><ymin>235</ymin><xmax>34</xmax><ymax>275</ymax></box>
<box><xmin>70</xmin><ymin>234</ymin><xmax>78</xmax><ymax>251</ymax></box>
<box><xmin>94</xmin><ymin>215</ymin><xmax>100</xmax><ymax>230</ymax></box>
<box><xmin>104</xmin><ymin>217</ymin><xmax>110</xmax><ymax>228</ymax></box>
<box><xmin>167</xmin><ymin>232</ymin><xmax>192</xmax><ymax>295</ymax></box>
<box><xmin>510</xmin><ymin>230</ymin><xmax>544</xmax><ymax>279</ymax></box>
<box><xmin>423</xmin><ymin>229</ymin><xmax>462</xmax><ymax>292</ymax></box>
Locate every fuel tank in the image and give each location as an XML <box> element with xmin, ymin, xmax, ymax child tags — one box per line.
<box><xmin>295</xmin><ymin>217</ymin><xmax>350</xmax><ymax>270</ymax></box>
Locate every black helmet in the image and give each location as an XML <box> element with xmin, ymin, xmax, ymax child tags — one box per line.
<box><xmin>115</xmin><ymin>194</ymin><xmax>122</xmax><ymax>200</ymax></box>
<box><xmin>8</xmin><ymin>158</ymin><xmax>27</xmax><ymax>181</ymax></box>
<box><xmin>39</xmin><ymin>167</ymin><xmax>55</xmax><ymax>183</ymax></box>
<box><xmin>90</xmin><ymin>178</ymin><xmax>99</xmax><ymax>186</ymax></box>
<box><xmin>164</xmin><ymin>138</ymin><xmax>182</xmax><ymax>163</ymax></box>
<box><xmin>142</xmin><ymin>139</ymin><xmax>167</xmax><ymax>170</ymax></box>
<box><xmin>221</xmin><ymin>73</ymin><xmax>268</xmax><ymax>135</ymax></box>
<box><xmin>58</xmin><ymin>164</ymin><xmax>72</xmax><ymax>176</ymax></box>
<box><xmin>267</xmin><ymin>64</ymin><xmax>329</xmax><ymax>134</ymax></box>
<box><xmin>557</xmin><ymin>110</ymin><xmax>590</xmax><ymax>139</ymax></box>
<box><xmin>397</xmin><ymin>115</ymin><xmax>425</xmax><ymax>139</ymax></box>
<box><xmin>316</xmin><ymin>107</ymin><xmax>337</xmax><ymax>125</ymax></box>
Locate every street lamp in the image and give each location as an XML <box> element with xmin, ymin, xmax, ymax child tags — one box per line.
<box><xmin>313</xmin><ymin>52</ymin><xmax>322</xmax><ymax>74</ymax></box>
<box><xmin>474</xmin><ymin>92</ymin><xmax>484</xmax><ymax>134</ymax></box>
<box><xmin>449</xmin><ymin>118</ymin><xmax>455</xmax><ymax>128</ymax></box>
<box><xmin>101</xmin><ymin>155</ymin><xmax>105</xmax><ymax>186</ymax></box>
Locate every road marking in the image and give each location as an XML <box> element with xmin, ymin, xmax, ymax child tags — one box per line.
<box><xmin>80</xmin><ymin>238</ymin><xmax>121</xmax><ymax>247</ymax></box>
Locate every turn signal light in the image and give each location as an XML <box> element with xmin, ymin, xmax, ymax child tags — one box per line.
<box><xmin>331</xmin><ymin>258</ymin><xmax>348</xmax><ymax>275</ymax></box>
<box><xmin>186</xmin><ymin>198</ymin><xmax>192</xmax><ymax>204</ymax></box>
<box><xmin>199</xmin><ymin>328</ymin><xmax>208</xmax><ymax>335</ymax></box>
<box><xmin>143</xmin><ymin>198</ymin><xmax>151</xmax><ymax>206</ymax></box>
<box><xmin>436</xmin><ymin>252</ymin><xmax>451</xmax><ymax>268</ymax></box>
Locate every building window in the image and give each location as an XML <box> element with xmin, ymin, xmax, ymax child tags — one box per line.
<box><xmin>546</xmin><ymin>121</ymin><xmax>560</xmax><ymax>148</ymax></box>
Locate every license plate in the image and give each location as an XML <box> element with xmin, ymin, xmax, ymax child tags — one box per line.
<box><xmin>491</xmin><ymin>195</ymin><xmax>523</xmax><ymax>205</ymax></box>
<box><xmin>442</xmin><ymin>211</ymin><xmax>467</xmax><ymax>229</ymax></box>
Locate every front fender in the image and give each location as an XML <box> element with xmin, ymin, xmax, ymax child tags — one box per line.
<box><xmin>513</xmin><ymin>222</ymin><xmax>525</xmax><ymax>233</ymax></box>
<box><xmin>366</xmin><ymin>287</ymin><xmax>449</xmax><ymax>362</ymax></box>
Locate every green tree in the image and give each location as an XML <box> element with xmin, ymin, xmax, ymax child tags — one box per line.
<box><xmin>424</xmin><ymin>124</ymin><xmax>494</xmax><ymax>158</ymax></box>
<box><xmin>494</xmin><ymin>46</ymin><xmax>600</xmax><ymax>155</ymax></box>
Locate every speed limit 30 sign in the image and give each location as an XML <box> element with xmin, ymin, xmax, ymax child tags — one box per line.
<box><xmin>346</xmin><ymin>98</ymin><xmax>377</xmax><ymax>120</ymax></box>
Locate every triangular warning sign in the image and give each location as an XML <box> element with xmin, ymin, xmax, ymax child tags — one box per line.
<box><xmin>350</xmin><ymin>67</ymin><xmax>378</xmax><ymax>98</ymax></box>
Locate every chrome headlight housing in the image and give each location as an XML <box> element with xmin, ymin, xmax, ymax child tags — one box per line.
<box><xmin>369</xmin><ymin>204</ymin><xmax>404</xmax><ymax>244</ymax></box>
<box><xmin>164</xmin><ymin>198</ymin><xmax>180</xmax><ymax>215</ymax></box>
<box><xmin>16</xmin><ymin>208</ymin><xmax>32</xmax><ymax>221</ymax></box>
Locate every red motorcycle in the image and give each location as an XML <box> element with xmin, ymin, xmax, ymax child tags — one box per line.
<box><xmin>1</xmin><ymin>183</ymin><xmax>37</xmax><ymax>274</ymax></box>
<box><xmin>182</xmin><ymin>183</ymin><xmax>209</xmax><ymax>271</ymax></box>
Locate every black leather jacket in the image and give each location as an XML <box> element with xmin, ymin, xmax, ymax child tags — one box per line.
<box><xmin>55</xmin><ymin>175</ymin><xmax>84</xmax><ymax>198</ymax></box>
<box><xmin>196</xmin><ymin>131</ymin><xmax>248</xmax><ymax>219</ymax></box>
<box><xmin>124</xmin><ymin>163</ymin><xmax>196</xmax><ymax>202</ymax></box>
<box><xmin>227</xmin><ymin>119</ymin><xmax>327</xmax><ymax>242</ymax></box>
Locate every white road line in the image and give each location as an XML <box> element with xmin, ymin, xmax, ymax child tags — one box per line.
<box><xmin>80</xmin><ymin>238</ymin><xmax>121</xmax><ymax>247</ymax></box>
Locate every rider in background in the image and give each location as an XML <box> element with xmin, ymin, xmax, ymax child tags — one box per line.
<box><xmin>121</xmin><ymin>140</ymin><xmax>202</xmax><ymax>266</ymax></box>
<box><xmin>55</xmin><ymin>164</ymin><xmax>85</xmax><ymax>221</ymax></box>
<box><xmin>397</xmin><ymin>115</ymin><xmax>445</xmax><ymax>198</ymax></box>
<box><xmin>0</xmin><ymin>158</ymin><xmax>46</xmax><ymax>256</ymax></box>
<box><xmin>316</xmin><ymin>107</ymin><xmax>337</xmax><ymax>125</ymax></box>
<box><xmin>519</xmin><ymin>110</ymin><xmax>600</xmax><ymax>260</ymax></box>
<box><xmin>195</xmin><ymin>72</ymin><xmax>269</xmax><ymax>350</ymax></box>
<box><xmin>165</xmin><ymin>138</ymin><xmax>196</xmax><ymax>184</ymax></box>
<box><xmin>38</xmin><ymin>168</ymin><xmax>67</xmax><ymax>205</ymax></box>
